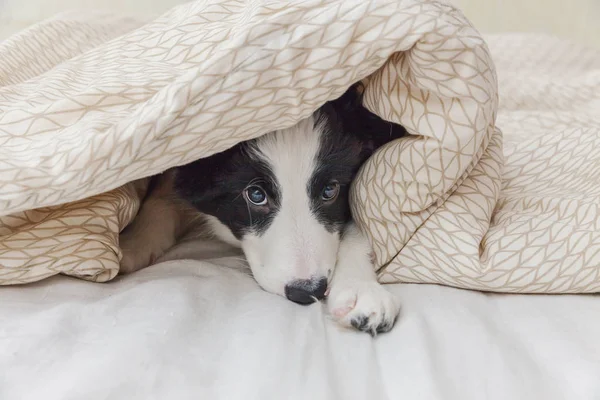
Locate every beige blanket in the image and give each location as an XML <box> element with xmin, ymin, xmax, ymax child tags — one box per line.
<box><xmin>0</xmin><ymin>0</ymin><xmax>598</xmax><ymax>293</ymax></box>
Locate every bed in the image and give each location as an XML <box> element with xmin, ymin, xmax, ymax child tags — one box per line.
<box><xmin>1</xmin><ymin>1</ymin><xmax>600</xmax><ymax>399</ymax></box>
<box><xmin>2</xmin><ymin>252</ymin><xmax>600</xmax><ymax>399</ymax></box>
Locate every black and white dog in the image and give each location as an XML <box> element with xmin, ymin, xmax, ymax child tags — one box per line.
<box><xmin>119</xmin><ymin>84</ymin><xmax>406</xmax><ymax>335</ymax></box>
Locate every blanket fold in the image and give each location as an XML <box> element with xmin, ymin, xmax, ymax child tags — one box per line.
<box><xmin>1</xmin><ymin>0</ymin><xmax>599</xmax><ymax>292</ymax></box>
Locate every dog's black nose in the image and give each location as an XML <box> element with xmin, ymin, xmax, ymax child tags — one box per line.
<box><xmin>284</xmin><ymin>277</ymin><xmax>328</xmax><ymax>305</ymax></box>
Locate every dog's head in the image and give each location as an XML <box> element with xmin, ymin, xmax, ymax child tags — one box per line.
<box><xmin>175</xmin><ymin>84</ymin><xmax>405</xmax><ymax>303</ymax></box>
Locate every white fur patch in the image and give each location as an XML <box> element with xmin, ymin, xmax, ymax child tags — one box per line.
<box><xmin>204</xmin><ymin>215</ymin><xmax>241</xmax><ymax>248</ymax></box>
<box><xmin>240</xmin><ymin>115</ymin><xmax>340</xmax><ymax>296</ymax></box>
<box><xmin>327</xmin><ymin>223</ymin><xmax>400</xmax><ymax>335</ymax></box>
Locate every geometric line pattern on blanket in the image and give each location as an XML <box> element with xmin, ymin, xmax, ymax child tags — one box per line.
<box><xmin>376</xmin><ymin>34</ymin><xmax>600</xmax><ymax>293</ymax></box>
<box><xmin>0</xmin><ymin>0</ymin><xmax>499</xmax><ymax>285</ymax></box>
<box><xmin>0</xmin><ymin>182</ymin><xmax>145</xmax><ymax>284</ymax></box>
<box><xmin>0</xmin><ymin>0</ymin><xmax>490</xmax><ymax>216</ymax></box>
<box><xmin>1</xmin><ymin>0</ymin><xmax>598</xmax><ymax>293</ymax></box>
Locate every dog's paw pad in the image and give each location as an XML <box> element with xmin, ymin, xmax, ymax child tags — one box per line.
<box><xmin>328</xmin><ymin>281</ymin><xmax>399</xmax><ymax>336</ymax></box>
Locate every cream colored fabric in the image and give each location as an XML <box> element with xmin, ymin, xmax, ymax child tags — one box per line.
<box><xmin>0</xmin><ymin>0</ymin><xmax>498</xmax><ymax>285</ymax></box>
<box><xmin>0</xmin><ymin>0</ymin><xmax>597</xmax><ymax>292</ymax></box>
<box><xmin>372</xmin><ymin>34</ymin><xmax>600</xmax><ymax>292</ymax></box>
<box><xmin>0</xmin><ymin>182</ymin><xmax>147</xmax><ymax>284</ymax></box>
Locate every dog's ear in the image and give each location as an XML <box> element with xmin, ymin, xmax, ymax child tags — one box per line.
<box><xmin>328</xmin><ymin>82</ymin><xmax>407</xmax><ymax>159</ymax></box>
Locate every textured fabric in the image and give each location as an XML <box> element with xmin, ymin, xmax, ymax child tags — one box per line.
<box><xmin>373</xmin><ymin>34</ymin><xmax>600</xmax><ymax>292</ymax></box>
<box><xmin>0</xmin><ymin>0</ymin><xmax>598</xmax><ymax>292</ymax></box>
<box><xmin>0</xmin><ymin>0</ymin><xmax>499</xmax><ymax>285</ymax></box>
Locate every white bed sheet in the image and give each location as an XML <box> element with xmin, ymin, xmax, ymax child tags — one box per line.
<box><xmin>2</xmin><ymin>256</ymin><xmax>600</xmax><ymax>400</ymax></box>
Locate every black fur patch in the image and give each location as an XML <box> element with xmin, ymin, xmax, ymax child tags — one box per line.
<box><xmin>307</xmin><ymin>84</ymin><xmax>407</xmax><ymax>233</ymax></box>
<box><xmin>306</xmin><ymin>108</ymin><xmax>362</xmax><ymax>233</ymax></box>
<box><xmin>174</xmin><ymin>145</ymin><xmax>281</xmax><ymax>238</ymax></box>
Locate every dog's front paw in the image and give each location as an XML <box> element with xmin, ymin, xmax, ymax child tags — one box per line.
<box><xmin>327</xmin><ymin>280</ymin><xmax>400</xmax><ymax>336</ymax></box>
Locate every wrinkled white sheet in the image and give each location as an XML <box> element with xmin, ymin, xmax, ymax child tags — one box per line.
<box><xmin>2</xmin><ymin>256</ymin><xmax>600</xmax><ymax>400</ymax></box>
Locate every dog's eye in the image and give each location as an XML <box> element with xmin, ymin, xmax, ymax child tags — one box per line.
<box><xmin>321</xmin><ymin>181</ymin><xmax>340</xmax><ymax>201</ymax></box>
<box><xmin>245</xmin><ymin>185</ymin><xmax>268</xmax><ymax>206</ymax></box>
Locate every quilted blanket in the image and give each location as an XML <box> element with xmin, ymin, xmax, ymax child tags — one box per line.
<box><xmin>0</xmin><ymin>0</ymin><xmax>598</xmax><ymax>293</ymax></box>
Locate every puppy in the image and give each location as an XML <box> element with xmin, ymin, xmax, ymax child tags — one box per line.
<box><xmin>119</xmin><ymin>84</ymin><xmax>406</xmax><ymax>335</ymax></box>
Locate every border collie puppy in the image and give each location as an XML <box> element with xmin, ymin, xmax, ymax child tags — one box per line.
<box><xmin>119</xmin><ymin>84</ymin><xmax>406</xmax><ymax>335</ymax></box>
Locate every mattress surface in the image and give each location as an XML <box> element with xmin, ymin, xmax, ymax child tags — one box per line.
<box><xmin>2</xmin><ymin>256</ymin><xmax>600</xmax><ymax>400</ymax></box>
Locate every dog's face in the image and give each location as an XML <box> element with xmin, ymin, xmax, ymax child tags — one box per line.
<box><xmin>175</xmin><ymin>86</ymin><xmax>405</xmax><ymax>303</ymax></box>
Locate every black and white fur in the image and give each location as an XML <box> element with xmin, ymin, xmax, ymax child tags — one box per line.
<box><xmin>119</xmin><ymin>84</ymin><xmax>406</xmax><ymax>335</ymax></box>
